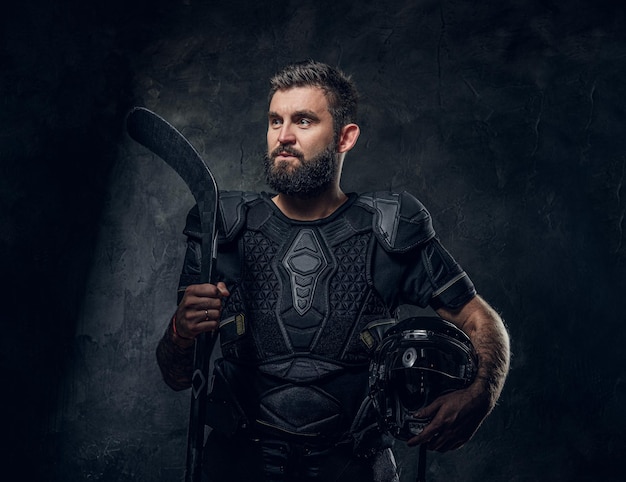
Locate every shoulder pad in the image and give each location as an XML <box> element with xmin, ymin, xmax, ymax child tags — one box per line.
<box><xmin>356</xmin><ymin>191</ymin><xmax>435</xmax><ymax>252</ymax></box>
<box><xmin>218</xmin><ymin>191</ymin><xmax>263</xmax><ymax>242</ymax></box>
<box><xmin>182</xmin><ymin>191</ymin><xmax>262</xmax><ymax>242</ymax></box>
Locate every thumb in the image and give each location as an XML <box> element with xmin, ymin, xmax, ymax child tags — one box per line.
<box><xmin>415</xmin><ymin>400</ymin><xmax>440</xmax><ymax>420</ymax></box>
<box><xmin>216</xmin><ymin>281</ymin><xmax>230</xmax><ymax>297</ymax></box>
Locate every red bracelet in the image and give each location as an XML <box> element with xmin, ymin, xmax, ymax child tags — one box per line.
<box><xmin>172</xmin><ymin>314</ymin><xmax>194</xmax><ymax>340</ymax></box>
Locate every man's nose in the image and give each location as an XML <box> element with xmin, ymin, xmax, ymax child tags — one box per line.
<box><xmin>277</xmin><ymin>123</ymin><xmax>296</xmax><ymax>144</ymax></box>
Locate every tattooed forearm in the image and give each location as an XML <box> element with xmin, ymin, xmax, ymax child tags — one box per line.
<box><xmin>156</xmin><ymin>321</ymin><xmax>195</xmax><ymax>391</ymax></box>
<box><xmin>473</xmin><ymin>312</ymin><xmax>510</xmax><ymax>409</ymax></box>
<box><xmin>438</xmin><ymin>295</ymin><xmax>511</xmax><ymax>410</ymax></box>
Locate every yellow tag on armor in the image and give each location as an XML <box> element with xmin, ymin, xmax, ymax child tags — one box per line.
<box><xmin>235</xmin><ymin>314</ymin><xmax>245</xmax><ymax>336</ymax></box>
<box><xmin>360</xmin><ymin>330</ymin><xmax>374</xmax><ymax>350</ymax></box>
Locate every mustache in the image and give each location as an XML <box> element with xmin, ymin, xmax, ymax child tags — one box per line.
<box><xmin>270</xmin><ymin>145</ymin><xmax>304</xmax><ymax>160</ymax></box>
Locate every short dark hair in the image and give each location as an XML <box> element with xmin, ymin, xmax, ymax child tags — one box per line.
<box><xmin>269</xmin><ymin>60</ymin><xmax>359</xmax><ymax>134</ymax></box>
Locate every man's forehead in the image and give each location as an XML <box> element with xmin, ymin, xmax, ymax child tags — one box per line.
<box><xmin>269</xmin><ymin>86</ymin><xmax>330</xmax><ymax>113</ymax></box>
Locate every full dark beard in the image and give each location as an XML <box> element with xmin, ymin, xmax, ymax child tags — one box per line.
<box><xmin>264</xmin><ymin>145</ymin><xmax>338</xmax><ymax>199</ymax></box>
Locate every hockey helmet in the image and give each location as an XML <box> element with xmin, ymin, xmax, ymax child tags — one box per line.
<box><xmin>368</xmin><ymin>316</ymin><xmax>477</xmax><ymax>440</ymax></box>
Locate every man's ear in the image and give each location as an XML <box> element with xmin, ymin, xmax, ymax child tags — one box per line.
<box><xmin>337</xmin><ymin>123</ymin><xmax>360</xmax><ymax>153</ymax></box>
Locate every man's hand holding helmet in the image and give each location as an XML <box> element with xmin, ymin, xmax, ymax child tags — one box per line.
<box><xmin>410</xmin><ymin>295</ymin><xmax>510</xmax><ymax>452</ymax></box>
<box><xmin>407</xmin><ymin>379</ymin><xmax>492</xmax><ymax>451</ymax></box>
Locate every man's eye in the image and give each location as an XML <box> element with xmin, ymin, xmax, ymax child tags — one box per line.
<box><xmin>270</xmin><ymin>118</ymin><xmax>282</xmax><ymax>127</ymax></box>
<box><xmin>298</xmin><ymin>118</ymin><xmax>312</xmax><ymax>126</ymax></box>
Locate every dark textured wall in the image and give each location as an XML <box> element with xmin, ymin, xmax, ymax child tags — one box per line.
<box><xmin>2</xmin><ymin>1</ymin><xmax>625</xmax><ymax>481</ymax></box>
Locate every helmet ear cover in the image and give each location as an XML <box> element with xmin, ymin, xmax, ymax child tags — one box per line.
<box><xmin>368</xmin><ymin>316</ymin><xmax>478</xmax><ymax>441</ymax></box>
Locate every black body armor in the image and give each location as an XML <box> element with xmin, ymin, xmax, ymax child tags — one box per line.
<box><xmin>179</xmin><ymin>191</ymin><xmax>475</xmax><ymax>446</ymax></box>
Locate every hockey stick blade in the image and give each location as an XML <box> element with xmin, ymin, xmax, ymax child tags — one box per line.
<box><xmin>125</xmin><ymin>106</ymin><xmax>218</xmax><ymax>482</ymax></box>
<box><xmin>126</xmin><ymin>106</ymin><xmax>218</xmax><ymax>283</ymax></box>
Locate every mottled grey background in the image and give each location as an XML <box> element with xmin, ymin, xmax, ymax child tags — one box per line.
<box><xmin>2</xmin><ymin>0</ymin><xmax>625</xmax><ymax>481</ymax></box>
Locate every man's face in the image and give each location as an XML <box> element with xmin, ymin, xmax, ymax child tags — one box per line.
<box><xmin>265</xmin><ymin>86</ymin><xmax>339</xmax><ymax>198</ymax></box>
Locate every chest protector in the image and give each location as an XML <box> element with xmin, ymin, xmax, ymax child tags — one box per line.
<box><xmin>189</xmin><ymin>191</ymin><xmax>434</xmax><ymax>441</ymax></box>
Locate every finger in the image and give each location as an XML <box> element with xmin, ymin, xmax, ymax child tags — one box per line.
<box><xmin>176</xmin><ymin>302</ymin><xmax>221</xmax><ymax>329</ymax></box>
<box><xmin>414</xmin><ymin>399</ymin><xmax>442</xmax><ymax>420</ymax></box>
<box><xmin>184</xmin><ymin>283</ymin><xmax>225</xmax><ymax>300</ymax></box>
<box><xmin>181</xmin><ymin>314</ymin><xmax>221</xmax><ymax>337</ymax></box>
<box><xmin>196</xmin><ymin>306</ymin><xmax>222</xmax><ymax>322</ymax></box>
<box><xmin>189</xmin><ymin>292</ymin><xmax>224</xmax><ymax>311</ymax></box>
<box><xmin>194</xmin><ymin>319</ymin><xmax>221</xmax><ymax>334</ymax></box>
<box><xmin>406</xmin><ymin>421</ymin><xmax>438</xmax><ymax>447</ymax></box>
<box><xmin>408</xmin><ymin>428</ymin><xmax>444</xmax><ymax>449</ymax></box>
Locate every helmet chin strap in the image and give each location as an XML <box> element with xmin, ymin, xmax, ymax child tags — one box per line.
<box><xmin>416</xmin><ymin>444</ymin><xmax>427</xmax><ymax>482</ymax></box>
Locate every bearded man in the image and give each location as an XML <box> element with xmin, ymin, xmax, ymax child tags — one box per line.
<box><xmin>156</xmin><ymin>60</ymin><xmax>510</xmax><ymax>482</ymax></box>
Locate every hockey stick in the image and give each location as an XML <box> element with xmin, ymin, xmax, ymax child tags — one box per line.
<box><xmin>126</xmin><ymin>106</ymin><xmax>218</xmax><ymax>482</ymax></box>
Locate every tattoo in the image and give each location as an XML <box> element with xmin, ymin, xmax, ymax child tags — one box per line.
<box><xmin>473</xmin><ymin>310</ymin><xmax>511</xmax><ymax>409</ymax></box>
<box><xmin>156</xmin><ymin>322</ymin><xmax>194</xmax><ymax>391</ymax></box>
